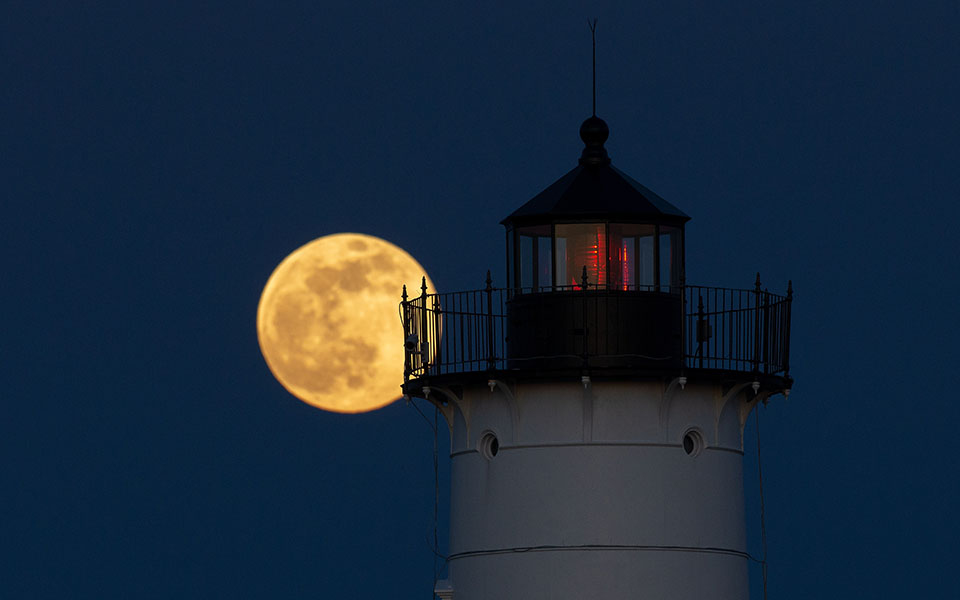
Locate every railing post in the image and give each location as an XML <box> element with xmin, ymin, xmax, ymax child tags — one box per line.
<box><xmin>761</xmin><ymin>288</ymin><xmax>771</xmax><ymax>374</ymax></box>
<box><xmin>697</xmin><ymin>294</ymin><xmax>705</xmax><ymax>369</ymax></box>
<box><xmin>784</xmin><ymin>280</ymin><xmax>793</xmax><ymax>378</ymax></box>
<box><xmin>679</xmin><ymin>273</ymin><xmax>687</xmax><ymax>375</ymax></box>
<box><xmin>401</xmin><ymin>284</ymin><xmax>410</xmax><ymax>386</ymax></box>
<box><xmin>753</xmin><ymin>273</ymin><xmax>762</xmax><ymax>374</ymax></box>
<box><xmin>432</xmin><ymin>294</ymin><xmax>441</xmax><ymax>375</ymax></box>
<box><xmin>485</xmin><ymin>270</ymin><xmax>495</xmax><ymax>371</ymax></box>
<box><xmin>419</xmin><ymin>276</ymin><xmax>429</xmax><ymax>375</ymax></box>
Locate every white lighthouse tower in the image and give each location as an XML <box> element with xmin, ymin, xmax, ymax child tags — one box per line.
<box><xmin>401</xmin><ymin>115</ymin><xmax>793</xmax><ymax>600</ymax></box>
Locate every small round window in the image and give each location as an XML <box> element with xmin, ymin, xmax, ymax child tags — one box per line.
<box><xmin>478</xmin><ymin>432</ymin><xmax>499</xmax><ymax>460</ymax></box>
<box><xmin>682</xmin><ymin>429</ymin><xmax>705</xmax><ymax>457</ymax></box>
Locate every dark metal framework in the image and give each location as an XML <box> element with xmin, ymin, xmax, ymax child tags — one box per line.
<box><xmin>401</xmin><ymin>273</ymin><xmax>792</xmax><ymax>390</ymax></box>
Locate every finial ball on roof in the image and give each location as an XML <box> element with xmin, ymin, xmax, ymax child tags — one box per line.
<box><xmin>579</xmin><ymin>116</ymin><xmax>609</xmax><ymax>147</ymax></box>
<box><xmin>579</xmin><ymin>116</ymin><xmax>610</xmax><ymax>166</ymax></box>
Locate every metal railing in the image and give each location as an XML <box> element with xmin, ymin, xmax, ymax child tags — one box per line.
<box><xmin>401</xmin><ymin>272</ymin><xmax>791</xmax><ymax>382</ymax></box>
<box><xmin>402</xmin><ymin>272</ymin><xmax>507</xmax><ymax>378</ymax></box>
<box><xmin>684</xmin><ymin>276</ymin><xmax>792</xmax><ymax>375</ymax></box>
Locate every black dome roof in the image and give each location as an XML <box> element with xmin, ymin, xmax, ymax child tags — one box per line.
<box><xmin>502</xmin><ymin>118</ymin><xmax>690</xmax><ymax>228</ymax></box>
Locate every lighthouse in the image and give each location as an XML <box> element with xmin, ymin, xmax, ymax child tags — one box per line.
<box><xmin>401</xmin><ymin>115</ymin><xmax>793</xmax><ymax>600</ymax></box>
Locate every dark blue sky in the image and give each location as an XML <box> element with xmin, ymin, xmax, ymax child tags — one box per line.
<box><xmin>3</xmin><ymin>2</ymin><xmax>958</xmax><ymax>598</ymax></box>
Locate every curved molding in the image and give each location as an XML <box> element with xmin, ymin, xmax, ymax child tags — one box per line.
<box><xmin>720</xmin><ymin>382</ymin><xmax>753</xmax><ymax>412</ymax></box>
<box><xmin>426</xmin><ymin>386</ymin><xmax>459</xmax><ymax>431</ymax></box>
<box><xmin>713</xmin><ymin>382</ymin><xmax>750</xmax><ymax>443</ymax></box>
<box><xmin>659</xmin><ymin>377</ymin><xmax>686</xmax><ymax>442</ymax></box>
<box><xmin>451</xmin><ymin>396</ymin><xmax>472</xmax><ymax>449</ymax></box>
<box><xmin>664</xmin><ymin>376</ymin><xmax>686</xmax><ymax>400</ymax></box>
<box><xmin>487</xmin><ymin>379</ymin><xmax>520</xmax><ymax>443</ymax></box>
<box><xmin>738</xmin><ymin>391</ymin><xmax>771</xmax><ymax>449</ymax></box>
<box><xmin>739</xmin><ymin>391</ymin><xmax>769</xmax><ymax>429</ymax></box>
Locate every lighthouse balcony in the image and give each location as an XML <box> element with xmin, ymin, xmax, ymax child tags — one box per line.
<box><xmin>400</xmin><ymin>278</ymin><xmax>793</xmax><ymax>394</ymax></box>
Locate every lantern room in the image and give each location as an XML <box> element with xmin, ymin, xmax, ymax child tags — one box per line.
<box><xmin>503</xmin><ymin>117</ymin><xmax>689</xmax><ymax>295</ymax></box>
<box><xmin>500</xmin><ymin>116</ymin><xmax>692</xmax><ymax>372</ymax></box>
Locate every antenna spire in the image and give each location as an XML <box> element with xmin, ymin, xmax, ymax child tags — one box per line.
<box><xmin>588</xmin><ymin>18</ymin><xmax>598</xmax><ymax>116</ymax></box>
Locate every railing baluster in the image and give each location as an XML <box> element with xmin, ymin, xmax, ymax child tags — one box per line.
<box><xmin>485</xmin><ymin>274</ymin><xmax>495</xmax><ymax>370</ymax></box>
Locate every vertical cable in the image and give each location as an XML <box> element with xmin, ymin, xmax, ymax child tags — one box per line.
<box><xmin>432</xmin><ymin>404</ymin><xmax>440</xmax><ymax>598</ymax></box>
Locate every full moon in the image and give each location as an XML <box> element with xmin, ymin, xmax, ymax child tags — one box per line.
<box><xmin>257</xmin><ymin>233</ymin><xmax>434</xmax><ymax>413</ymax></box>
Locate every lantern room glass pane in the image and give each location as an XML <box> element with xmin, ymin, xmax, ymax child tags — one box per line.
<box><xmin>538</xmin><ymin>236</ymin><xmax>553</xmax><ymax>291</ymax></box>
<box><xmin>609</xmin><ymin>224</ymin><xmax>655</xmax><ymax>291</ymax></box>
<box><xmin>517</xmin><ymin>225</ymin><xmax>551</xmax><ymax>292</ymax></box>
<box><xmin>638</xmin><ymin>233</ymin><xmax>655</xmax><ymax>289</ymax></box>
<box><xmin>519</xmin><ymin>235</ymin><xmax>533</xmax><ymax>290</ymax></box>
<box><xmin>659</xmin><ymin>226</ymin><xmax>681</xmax><ymax>291</ymax></box>
<box><xmin>556</xmin><ymin>224</ymin><xmax>607</xmax><ymax>288</ymax></box>
<box><xmin>615</xmin><ymin>237</ymin><xmax>635</xmax><ymax>290</ymax></box>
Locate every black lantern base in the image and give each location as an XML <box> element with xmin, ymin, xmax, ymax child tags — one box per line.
<box><xmin>505</xmin><ymin>290</ymin><xmax>683</xmax><ymax>372</ymax></box>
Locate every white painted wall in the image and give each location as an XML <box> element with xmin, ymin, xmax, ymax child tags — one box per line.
<box><xmin>436</xmin><ymin>379</ymin><xmax>759</xmax><ymax>600</ymax></box>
